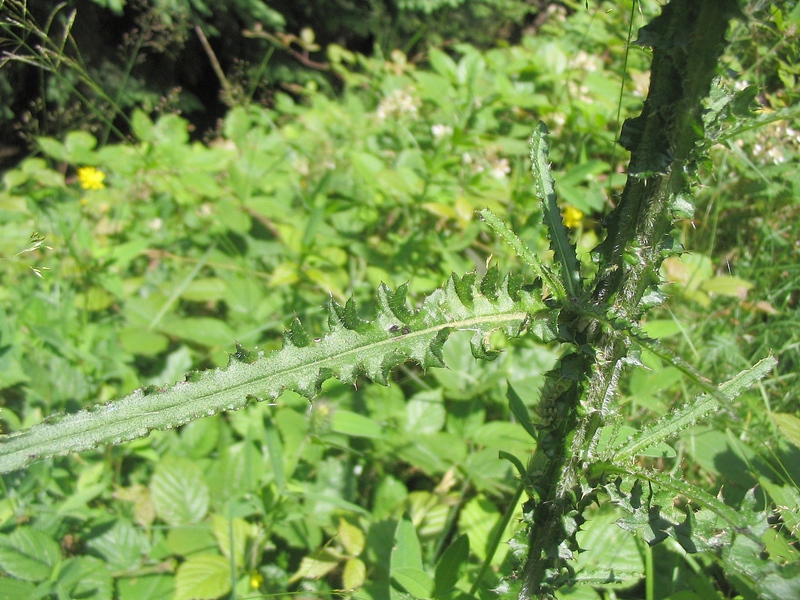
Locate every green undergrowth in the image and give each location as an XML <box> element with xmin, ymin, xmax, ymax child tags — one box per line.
<box><xmin>0</xmin><ymin>2</ymin><xmax>799</xmax><ymax>600</ymax></box>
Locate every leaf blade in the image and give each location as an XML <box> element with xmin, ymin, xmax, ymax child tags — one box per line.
<box><xmin>530</xmin><ymin>121</ymin><xmax>582</xmax><ymax>299</ymax></box>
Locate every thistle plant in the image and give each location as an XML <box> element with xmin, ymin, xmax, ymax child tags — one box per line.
<box><xmin>1</xmin><ymin>0</ymin><xmax>797</xmax><ymax>598</ymax></box>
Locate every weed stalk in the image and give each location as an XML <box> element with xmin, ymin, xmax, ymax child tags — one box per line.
<box><xmin>519</xmin><ymin>1</ymin><xmax>742</xmax><ymax>597</ymax></box>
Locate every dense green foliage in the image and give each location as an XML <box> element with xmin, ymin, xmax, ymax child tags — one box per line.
<box><xmin>0</xmin><ymin>0</ymin><xmax>536</xmax><ymax>162</ymax></box>
<box><xmin>1</xmin><ymin>1</ymin><xmax>799</xmax><ymax>599</ymax></box>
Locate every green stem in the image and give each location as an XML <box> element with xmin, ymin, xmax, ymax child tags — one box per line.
<box><xmin>519</xmin><ymin>1</ymin><xmax>742</xmax><ymax>597</ymax></box>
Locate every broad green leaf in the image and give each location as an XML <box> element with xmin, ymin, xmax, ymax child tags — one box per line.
<box><xmin>116</xmin><ymin>573</ymin><xmax>174</xmax><ymax>600</ymax></box>
<box><xmin>64</xmin><ymin>131</ymin><xmax>98</xmax><ymax>163</ymax></box>
<box><xmin>151</xmin><ymin>113</ymin><xmax>190</xmax><ymax>147</ymax></box>
<box><xmin>36</xmin><ymin>137</ymin><xmax>67</xmax><ymax>162</ymax></box>
<box><xmin>57</xmin><ymin>556</ymin><xmax>114</xmax><ymax>600</ymax></box>
<box><xmin>300</xmin><ymin>491</ymin><xmax>371</xmax><ymax>517</ymax></box>
<box><xmin>166</xmin><ymin>524</ymin><xmax>218</xmax><ymax>557</ymax></box>
<box><xmin>701</xmin><ymin>275</ymin><xmax>753</xmax><ymax>299</ymax></box>
<box><xmin>392</xmin><ymin>517</ymin><xmax>423</xmax><ymax>575</ymax></box>
<box><xmin>554</xmin><ymin>587</ymin><xmax>603</xmax><ymax>599</ymax></box>
<box><xmin>433</xmin><ymin>534</ymin><xmax>469</xmax><ymax>597</ymax></box>
<box><xmin>180</xmin><ymin>278</ymin><xmax>227</xmax><ymax>303</ymax></box>
<box><xmin>118</xmin><ymin>327</ymin><xmax>170</xmax><ymax>357</ymax></box>
<box><xmin>458</xmin><ymin>497</ymin><xmax>504</xmax><ymax>564</ymax></box>
<box><xmin>0</xmin><ymin>578</ymin><xmax>36</xmax><ymax>599</ymax></box>
<box><xmin>771</xmin><ymin>412</ymin><xmax>800</xmax><ymax>450</ymax></box>
<box><xmin>179</xmin><ymin>416</ymin><xmax>220</xmax><ymax>459</ymax></box>
<box><xmin>558</xmin><ymin>160</ymin><xmax>609</xmax><ymax>187</ymax></box>
<box><xmin>175</xmin><ymin>554</ymin><xmax>231</xmax><ymax>600</ymax></box>
<box><xmin>428</xmin><ymin>48</ymin><xmax>459</xmax><ymax>81</ymax></box>
<box><xmin>395</xmin><ymin>432</ymin><xmax>467</xmax><ymax>475</ymax></box>
<box><xmin>463</xmin><ymin>447</ymin><xmax>514</xmax><ymax>493</ymax></box>
<box><xmin>331</xmin><ymin>409</ymin><xmax>384</xmax><ymax>439</ymax></box>
<box><xmin>0</xmin><ymin>527</ymin><xmax>61</xmax><ymax>582</ymax></box>
<box><xmin>211</xmin><ymin>514</ymin><xmax>253</xmax><ymax>565</ymax></box>
<box><xmin>130</xmin><ymin>109</ymin><xmax>154</xmax><ymax>141</ymax></box>
<box><xmin>373</xmin><ymin>475</ymin><xmax>408</xmax><ymax>520</ymax></box>
<box><xmin>338</xmin><ymin>519</ymin><xmax>366</xmax><ymax>557</ymax></box>
<box><xmin>150</xmin><ymin>456</ymin><xmax>210</xmax><ymax>526</ymax></box>
<box><xmin>393</xmin><ymin>567</ymin><xmax>435</xmax><ymax>598</ymax></box>
<box><xmin>413</xmin><ymin>72</ymin><xmax>453</xmax><ymax>105</ymax></box>
<box><xmin>264</xmin><ymin>413</ymin><xmax>286</xmax><ymax>491</ymax></box>
<box><xmin>661</xmin><ymin>254</ymin><xmax>714</xmax><ymax>306</ymax></box>
<box><xmin>471</xmin><ymin>421</ymin><xmax>534</xmax><ymax>456</ymax></box>
<box><xmin>290</xmin><ymin>548</ymin><xmax>340</xmax><ymax>582</ymax></box>
<box><xmin>157</xmin><ymin>316</ymin><xmax>235</xmax><ymax>349</ymax></box>
<box><xmin>206</xmin><ymin>441</ymin><xmax>264</xmax><ymax>500</ymax></box>
<box><xmin>343</xmin><ymin>557</ymin><xmax>367</xmax><ymax>591</ymax></box>
<box><xmin>85</xmin><ymin>518</ymin><xmax>147</xmax><ymax>572</ymax></box>
<box><xmin>350</xmin><ymin>151</ymin><xmax>384</xmax><ymax>178</ymax></box>
<box><xmin>150</xmin><ymin>346</ymin><xmax>194</xmax><ymax>388</ymax></box>
<box><xmin>73</xmin><ymin>286</ymin><xmax>115</xmax><ymax>312</ymax></box>
<box><xmin>217</xmin><ymin>201</ymin><xmax>251</xmax><ymax>232</ymax></box>
<box><xmin>640</xmin><ymin>319</ymin><xmax>681</xmax><ymax>339</ymax></box>
<box><xmin>405</xmin><ymin>388</ymin><xmax>445</xmax><ymax>434</ymax></box>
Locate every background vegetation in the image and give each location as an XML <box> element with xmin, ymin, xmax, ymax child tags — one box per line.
<box><xmin>0</xmin><ymin>0</ymin><xmax>799</xmax><ymax>599</ymax></box>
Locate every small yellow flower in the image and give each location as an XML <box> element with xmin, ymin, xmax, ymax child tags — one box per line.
<box><xmin>249</xmin><ymin>571</ymin><xmax>264</xmax><ymax>589</ymax></box>
<box><xmin>77</xmin><ymin>167</ymin><xmax>105</xmax><ymax>190</ymax></box>
<box><xmin>562</xmin><ymin>205</ymin><xmax>583</xmax><ymax>229</ymax></box>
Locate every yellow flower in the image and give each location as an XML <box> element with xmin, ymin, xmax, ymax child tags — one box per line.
<box><xmin>77</xmin><ymin>167</ymin><xmax>105</xmax><ymax>190</ymax></box>
<box><xmin>562</xmin><ymin>205</ymin><xmax>583</xmax><ymax>228</ymax></box>
<box><xmin>249</xmin><ymin>571</ymin><xmax>264</xmax><ymax>589</ymax></box>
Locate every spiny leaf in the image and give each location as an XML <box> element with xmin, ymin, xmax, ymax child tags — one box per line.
<box><xmin>478</xmin><ymin>208</ymin><xmax>564</xmax><ymax>301</ymax></box>
<box><xmin>605</xmin><ymin>467</ymin><xmax>767</xmax><ymax>551</ymax></box>
<box><xmin>608</xmin><ymin>474</ymin><xmax>800</xmax><ymax>600</ymax></box>
<box><xmin>469</xmin><ymin>331</ymin><xmax>499</xmax><ymax>361</ymax></box>
<box><xmin>506</xmin><ymin>271</ymin><xmax>524</xmax><ymax>302</ymax></box>
<box><xmin>582</xmin><ymin>306</ymin><xmax>769</xmax><ymax>423</ymax></box>
<box><xmin>0</xmin><ymin>271</ymin><xmax>546</xmax><ymax>473</ymax></box>
<box><xmin>480</xmin><ymin>266</ymin><xmax>501</xmax><ymax>300</ymax></box>
<box><xmin>530</xmin><ymin>121</ymin><xmax>582</xmax><ymax>300</ymax></box>
<box><xmin>231</xmin><ymin>343</ymin><xmax>258</xmax><ymax>364</ymax></box>
<box><xmin>610</xmin><ymin>355</ymin><xmax>777</xmax><ymax>462</ymax></box>
<box><xmin>450</xmin><ymin>272</ymin><xmax>477</xmax><ymax>308</ymax></box>
<box><xmin>377</xmin><ymin>281</ymin><xmax>414</xmax><ymax>324</ymax></box>
<box><xmin>330</xmin><ymin>297</ymin><xmax>370</xmax><ymax>332</ymax></box>
<box><xmin>285</xmin><ymin>318</ymin><xmax>312</xmax><ymax>348</ymax></box>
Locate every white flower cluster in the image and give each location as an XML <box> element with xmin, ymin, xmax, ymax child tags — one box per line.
<box><xmin>736</xmin><ymin>119</ymin><xmax>800</xmax><ymax>165</ymax></box>
<box><xmin>567</xmin><ymin>80</ymin><xmax>593</xmax><ymax>104</ymax></box>
<box><xmin>376</xmin><ymin>88</ymin><xmax>421</xmax><ymax>121</ymax></box>
<box><xmin>431</xmin><ymin>123</ymin><xmax>453</xmax><ymax>140</ymax></box>
<box><xmin>462</xmin><ymin>152</ymin><xmax>511</xmax><ymax>179</ymax></box>
<box><xmin>571</xmin><ymin>49</ymin><xmax>602</xmax><ymax>73</ymax></box>
<box><xmin>490</xmin><ymin>157</ymin><xmax>511</xmax><ymax>179</ymax></box>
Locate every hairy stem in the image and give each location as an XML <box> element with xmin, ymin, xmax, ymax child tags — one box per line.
<box><xmin>520</xmin><ymin>1</ymin><xmax>741</xmax><ymax>597</ymax></box>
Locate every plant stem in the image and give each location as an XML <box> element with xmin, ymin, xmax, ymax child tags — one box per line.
<box><xmin>519</xmin><ymin>1</ymin><xmax>742</xmax><ymax>597</ymax></box>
